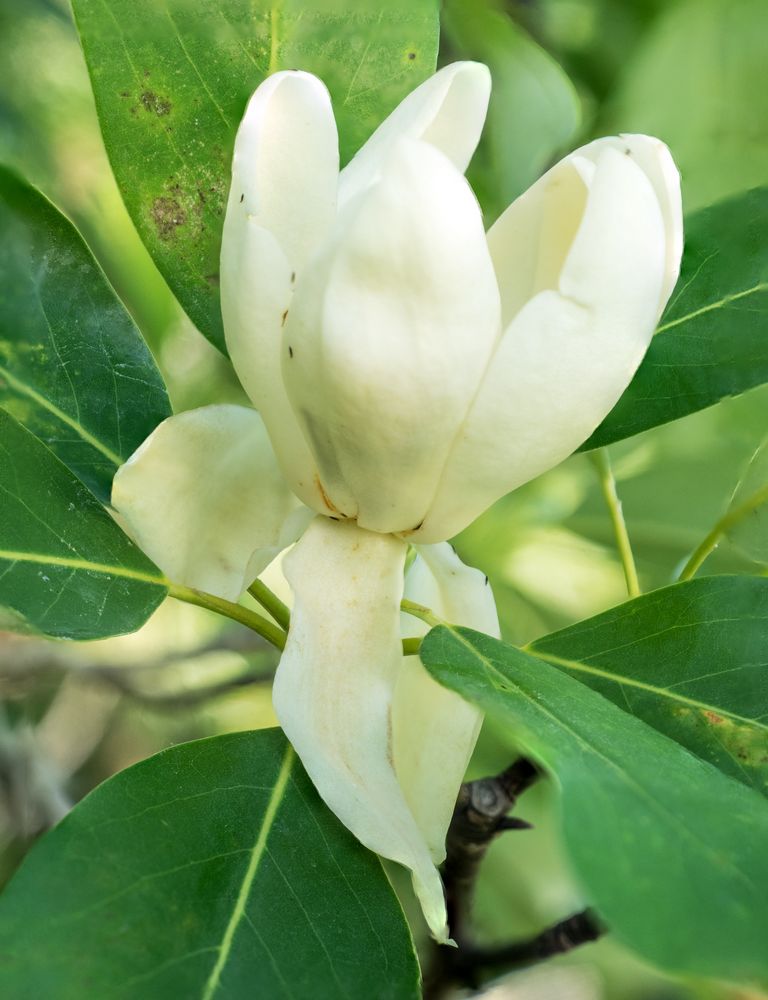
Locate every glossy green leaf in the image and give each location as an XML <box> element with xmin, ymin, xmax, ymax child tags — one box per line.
<box><xmin>0</xmin><ymin>409</ymin><xmax>166</xmax><ymax>639</ymax></box>
<box><xmin>442</xmin><ymin>0</ymin><xmax>579</xmax><ymax>220</ymax></box>
<box><xmin>0</xmin><ymin>166</ymin><xmax>170</xmax><ymax>502</ymax></box>
<box><xmin>420</xmin><ymin>624</ymin><xmax>768</xmax><ymax>986</ymax></box>
<box><xmin>528</xmin><ymin>576</ymin><xmax>768</xmax><ymax>795</ymax></box>
<box><xmin>0</xmin><ymin>728</ymin><xmax>420</xmax><ymax>1000</ymax></box>
<box><xmin>71</xmin><ymin>0</ymin><xmax>440</xmax><ymax>351</ymax></box>
<box><xmin>584</xmin><ymin>187</ymin><xmax>768</xmax><ymax>450</ymax></box>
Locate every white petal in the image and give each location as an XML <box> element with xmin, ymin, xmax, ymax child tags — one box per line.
<box><xmin>395</xmin><ymin>544</ymin><xmax>499</xmax><ymax>863</ymax></box>
<box><xmin>221</xmin><ymin>71</ymin><xmax>339</xmax><ymax>512</ymax></box>
<box><xmin>282</xmin><ymin>137</ymin><xmax>501</xmax><ymax>534</ymax></box>
<box><xmin>112</xmin><ymin>406</ymin><xmax>299</xmax><ymax>601</ymax></box>
<box><xmin>418</xmin><ymin>145</ymin><xmax>672</xmax><ymax>542</ymax></box>
<box><xmin>339</xmin><ymin>61</ymin><xmax>491</xmax><ymax>206</ymax></box>
<box><xmin>573</xmin><ymin>135</ymin><xmax>683</xmax><ymax>314</ymax></box>
<box><xmin>482</xmin><ymin>134</ymin><xmax>682</xmax><ymax>329</ymax></box>
<box><xmin>272</xmin><ymin>517</ymin><xmax>450</xmax><ymax>942</ymax></box>
<box><xmin>227</xmin><ymin>70</ymin><xmax>339</xmax><ymax>270</ymax></box>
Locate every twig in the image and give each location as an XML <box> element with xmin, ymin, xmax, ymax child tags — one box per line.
<box><xmin>589</xmin><ymin>449</ymin><xmax>641</xmax><ymax>598</ymax></box>
<box><xmin>424</xmin><ymin>760</ymin><xmax>605</xmax><ymax>998</ymax></box>
<box><xmin>437</xmin><ymin>910</ymin><xmax>603</xmax><ymax>992</ymax></box>
<box><xmin>443</xmin><ymin>760</ymin><xmax>539</xmax><ymax>948</ymax></box>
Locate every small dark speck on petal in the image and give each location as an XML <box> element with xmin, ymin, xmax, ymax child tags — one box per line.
<box><xmin>624</xmin><ymin>147</ymin><xmax>631</xmax><ymax>155</ymax></box>
<box><xmin>291</xmin><ymin>271</ymin><xmax>296</xmax><ymax>283</ymax></box>
<box><xmin>288</xmin><ymin>345</ymin><xmax>294</xmax><ymax>358</ymax></box>
<box><xmin>282</xmin><ymin>309</ymin><xmax>289</xmax><ymax>326</ymax></box>
<box><xmin>239</xmin><ymin>193</ymin><xmax>244</xmax><ymax>202</ymax></box>
<box><xmin>484</xmin><ymin>575</ymin><xmax>489</xmax><ymax>585</ymax></box>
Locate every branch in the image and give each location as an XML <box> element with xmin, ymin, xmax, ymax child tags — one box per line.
<box><xmin>443</xmin><ymin>759</ymin><xmax>538</xmax><ymax>948</ymax></box>
<box><xmin>424</xmin><ymin>760</ymin><xmax>605</xmax><ymax>998</ymax></box>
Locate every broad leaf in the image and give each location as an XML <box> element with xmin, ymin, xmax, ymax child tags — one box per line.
<box><xmin>0</xmin><ymin>729</ymin><xmax>420</xmax><ymax>1000</ymax></box>
<box><xmin>528</xmin><ymin>576</ymin><xmax>768</xmax><ymax>795</ymax></box>
<box><xmin>420</xmin><ymin>625</ymin><xmax>768</xmax><ymax>987</ymax></box>
<box><xmin>442</xmin><ymin>0</ymin><xmax>579</xmax><ymax>221</ymax></box>
<box><xmin>584</xmin><ymin>187</ymin><xmax>768</xmax><ymax>449</ymax></box>
<box><xmin>0</xmin><ymin>166</ymin><xmax>170</xmax><ymax>502</ymax></box>
<box><xmin>0</xmin><ymin>409</ymin><xmax>166</xmax><ymax>639</ymax></box>
<box><xmin>72</xmin><ymin>0</ymin><xmax>440</xmax><ymax>351</ymax></box>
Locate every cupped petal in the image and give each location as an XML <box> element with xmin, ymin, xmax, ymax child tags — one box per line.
<box><xmin>483</xmin><ymin>134</ymin><xmax>682</xmax><ymax>329</ymax></box>
<box><xmin>339</xmin><ymin>61</ymin><xmax>491</xmax><ymax>206</ymax></box>
<box><xmin>112</xmin><ymin>405</ymin><xmax>300</xmax><ymax>601</ymax></box>
<box><xmin>282</xmin><ymin>137</ymin><xmax>501</xmax><ymax>534</ymax></box>
<box><xmin>221</xmin><ymin>71</ymin><xmax>339</xmax><ymax>512</ymax></box>
<box><xmin>272</xmin><ymin>517</ymin><xmax>450</xmax><ymax>942</ymax></box>
<box><xmin>417</xmin><ymin>144</ymin><xmax>673</xmax><ymax>542</ymax></box>
<box><xmin>573</xmin><ymin>135</ymin><xmax>683</xmax><ymax>314</ymax></box>
<box><xmin>227</xmin><ymin>70</ymin><xmax>339</xmax><ymax>270</ymax></box>
<box><xmin>395</xmin><ymin>544</ymin><xmax>500</xmax><ymax>863</ymax></box>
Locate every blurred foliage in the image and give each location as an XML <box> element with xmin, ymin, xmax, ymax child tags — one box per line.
<box><xmin>1</xmin><ymin>0</ymin><xmax>767</xmax><ymax>997</ymax></box>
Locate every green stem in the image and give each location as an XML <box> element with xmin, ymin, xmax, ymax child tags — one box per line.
<box><xmin>248</xmin><ymin>579</ymin><xmax>291</xmax><ymax>631</ymax></box>
<box><xmin>402</xmin><ymin>636</ymin><xmax>423</xmax><ymax>656</ymax></box>
<box><xmin>589</xmin><ymin>449</ymin><xmax>641</xmax><ymax>598</ymax></box>
<box><xmin>678</xmin><ymin>482</ymin><xmax>768</xmax><ymax>581</ymax></box>
<box><xmin>170</xmin><ymin>584</ymin><xmax>426</xmax><ymax>658</ymax></box>
<box><xmin>168</xmin><ymin>584</ymin><xmax>287</xmax><ymax>650</ymax></box>
<box><xmin>401</xmin><ymin>598</ymin><xmax>444</xmax><ymax>629</ymax></box>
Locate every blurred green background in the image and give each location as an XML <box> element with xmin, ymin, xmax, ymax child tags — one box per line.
<box><xmin>0</xmin><ymin>0</ymin><xmax>766</xmax><ymax>997</ymax></box>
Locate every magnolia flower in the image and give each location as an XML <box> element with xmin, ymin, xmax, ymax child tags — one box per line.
<box><xmin>113</xmin><ymin>62</ymin><xmax>683</xmax><ymax>942</ymax></box>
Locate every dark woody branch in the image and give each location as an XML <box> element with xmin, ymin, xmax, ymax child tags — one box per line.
<box><xmin>424</xmin><ymin>760</ymin><xmax>604</xmax><ymax>999</ymax></box>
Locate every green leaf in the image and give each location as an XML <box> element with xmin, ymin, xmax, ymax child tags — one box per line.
<box><xmin>442</xmin><ymin>0</ymin><xmax>579</xmax><ymax>221</ymax></box>
<box><xmin>0</xmin><ymin>166</ymin><xmax>171</xmax><ymax>503</ymax></box>
<box><xmin>0</xmin><ymin>729</ymin><xmax>420</xmax><ymax>1000</ymax></box>
<box><xmin>0</xmin><ymin>409</ymin><xmax>166</xmax><ymax>639</ymax></box>
<box><xmin>71</xmin><ymin>0</ymin><xmax>440</xmax><ymax>352</ymax></box>
<box><xmin>608</xmin><ymin>0</ymin><xmax>768</xmax><ymax>213</ymax></box>
<box><xmin>585</xmin><ymin>187</ymin><xmax>768</xmax><ymax>450</ymax></box>
<box><xmin>420</xmin><ymin>624</ymin><xmax>768</xmax><ymax>986</ymax></box>
<box><xmin>528</xmin><ymin>576</ymin><xmax>768</xmax><ymax>795</ymax></box>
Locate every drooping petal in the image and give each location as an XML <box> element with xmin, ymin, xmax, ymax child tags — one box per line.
<box><xmin>221</xmin><ymin>71</ymin><xmax>339</xmax><ymax>511</ymax></box>
<box><xmin>272</xmin><ymin>517</ymin><xmax>450</xmax><ymax>942</ymax></box>
<box><xmin>395</xmin><ymin>544</ymin><xmax>500</xmax><ymax>863</ymax></box>
<box><xmin>112</xmin><ymin>405</ymin><xmax>300</xmax><ymax>601</ymax></box>
<box><xmin>339</xmin><ymin>61</ymin><xmax>491</xmax><ymax>207</ymax></box>
<box><xmin>417</xmin><ymin>143</ymin><xmax>674</xmax><ymax>542</ymax></box>
<box><xmin>282</xmin><ymin>137</ymin><xmax>501</xmax><ymax>534</ymax></box>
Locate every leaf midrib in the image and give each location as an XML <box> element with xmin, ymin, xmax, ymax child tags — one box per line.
<box><xmin>0</xmin><ymin>362</ymin><xmax>122</xmax><ymax>466</ymax></box>
<box><xmin>526</xmin><ymin>645</ymin><xmax>767</xmax><ymax>732</ymax></box>
<box><xmin>0</xmin><ymin>549</ymin><xmax>165</xmax><ymax>586</ymax></box>
<box><xmin>656</xmin><ymin>281</ymin><xmax>768</xmax><ymax>334</ymax></box>
<box><xmin>200</xmin><ymin>745</ymin><xmax>294</xmax><ymax>1000</ymax></box>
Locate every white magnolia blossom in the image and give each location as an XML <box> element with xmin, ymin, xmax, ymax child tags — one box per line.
<box><xmin>112</xmin><ymin>61</ymin><xmax>683</xmax><ymax>942</ymax></box>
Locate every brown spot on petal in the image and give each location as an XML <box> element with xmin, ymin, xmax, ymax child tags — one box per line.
<box><xmin>315</xmin><ymin>474</ymin><xmax>343</xmax><ymax>516</ymax></box>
